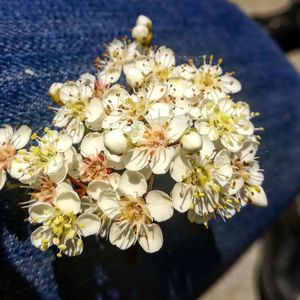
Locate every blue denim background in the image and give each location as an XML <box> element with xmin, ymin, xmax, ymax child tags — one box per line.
<box><xmin>1</xmin><ymin>0</ymin><xmax>300</xmax><ymax>299</ymax></box>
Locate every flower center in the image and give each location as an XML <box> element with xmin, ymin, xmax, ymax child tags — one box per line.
<box><xmin>81</xmin><ymin>153</ymin><xmax>111</xmax><ymax>182</ymax></box>
<box><xmin>208</xmin><ymin>108</ymin><xmax>237</xmax><ymax>135</ymax></box>
<box><xmin>65</xmin><ymin>100</ymin><xmax>87</xmax><ymax>121</ymax></box>
<box><xmin>119</xmin><ymin>196</ymin><xmax>151</xmax><ymax>226</ymax></box>
<box><xmin>122</xmin><ymin>97</ymin><xmax>147</xmax><ymax>118</ymax></box>
<box><xmin>138</xmin><ymin>126</ymin><xmax>169</xmax><ymax>150</ymax></box>
<box><xmin>196</xmin><ymin>71</ymin><xmax>218</xmax><ymax>89</ymax></box>
<box><xmin>0</xmin><ymin>143</ymin><xmax>16</xmax><ymax>170</ymax></box>
<box><xmin>153</xmin><ymin>65</ymin><xmax>172</xmax><ymax>82</ymax></box>
<box><xmin>32</xmin><ymin>177</ymin><xmax>57</xmax><ymax>203</ymax></box>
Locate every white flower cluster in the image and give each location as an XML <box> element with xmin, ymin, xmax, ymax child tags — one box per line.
<box><xmin>0</xmin><ymin>15</ymin><xmax>267</xmax><ymax>257</ymax></box>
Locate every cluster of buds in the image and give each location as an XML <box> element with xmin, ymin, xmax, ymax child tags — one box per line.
<box><xmin>0</xmin><ymin>15</ymin><xmax>267</xmax><ymax>257</ymax></box>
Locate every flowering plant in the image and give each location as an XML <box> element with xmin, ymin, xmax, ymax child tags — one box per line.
<box><xmin>0</xmin><ymin>15</ymin><xmax>267</xmax><ymax>257</ymax></box>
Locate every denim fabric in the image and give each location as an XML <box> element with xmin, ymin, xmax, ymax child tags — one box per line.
<box><xmin>1</xmin><ymin>0</ymin><xmax>300</xmax><ymax>299</ymax></box>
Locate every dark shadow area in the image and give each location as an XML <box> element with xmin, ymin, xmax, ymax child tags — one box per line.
<box><xmin>54</xmin><ymin>212</ymin><xmax>222</xmax><ymax>300</ymax></box>
<box><xmin>0</xmin><ymin>187</ymin><xmax>40</xmax><ymax>299</ymax></box>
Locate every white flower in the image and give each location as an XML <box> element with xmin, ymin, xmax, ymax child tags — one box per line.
<box><xmin>0</xmin><ymin>125</ymin><xmax>31</xmax><ymax>190</ymax></box>
<box><xmin>228</xmin><ymin>142</ymin><xmax>267</xmax><ymax>206</ymax></box>
<box><xmin>170</xmin><ymin>141</ymin><xmax>233</xmax><ymax>224</ymax></box>
<box><xmin>124</xmin><ymin>46</ymin><xmax>175</xmax><ymax>86</ymax></box>
<box><xmin>9</xmin><ymin>129</ymin><xmax>72</xmax><ymax>184</ymax></box>
<box><xmin>101</xmin><ymin>84</ymin><xmax>167</xmax><ymax>141</ymax></box>
<box><xmin>89</xmin><ymin>170</ymin><xmax>173</xmax><ymax>252</ymax></box>
<box><xmin>124</xmin><ymin>110</ymin><xmax>190</xmax><ymax>174</ymax></box>
<box><xmin>98</xmin><ymin>39</ymin><xmax>140</xmax><ymax>84</ymax></box>
<box><xmin>176</xmin><ymin>57</ymin><xmax>241</xmax><ymax>101</ymax></box>
<box><xmin>52</xmin><ymin>74</ymin><xmax>106</xmax><ymax>143</ymax></box>
<box><xmin>195</xmin><ymin>98</ymin><xmax>254</xmax><ymax>152</ymax></box>
<box><xmin>29</xmin><ymin>190</ymin><xmax>101</xmax><ymax>257</ymax></box>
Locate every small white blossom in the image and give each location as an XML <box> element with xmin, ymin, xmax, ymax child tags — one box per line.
<box><xmin>195</xmin><ymin>98</ymin><xmax>254</xmax><ymax>152</ymax></box>
<box><xmin>170</xmin><ymin>140</ymin><xmax>233</xmax><ymax>224</ymax></box>
<box><xmin>124</xmin><ymin>46</ymin><xmax>176</xmax><ymax>86</ymax></box>
<box><xmin>29</xmin><ymin>190</ymin><xmax>101</xmax><ymax>257</ymax></box>
<box><xmin>88</xmin><ymin>171</ymin><xmax>173</xmax><ymax>252</ymax></box>
<box><xmin>176</xmin><ymin>56</ymin><xmax>241</xmax><ymax>101</ymax></box>
<box><xmin>0</xmin><ymin>125</ymin><xmax>31</xmax><ymax>189</ymax></box>
<box><xmin>9</xmin><ymin>129</ymin><xmax>72</xmax><ymax>184</ymax></box>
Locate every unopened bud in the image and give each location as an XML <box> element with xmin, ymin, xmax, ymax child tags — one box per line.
<box><xmin>136</xmin><ymin>15</ymin><xmax>152</xmax><ymax>29</ymax></box>
<box><xmin>180</xmin><ymin>130</ymin><xmax>202</xmax><ymax>153</ymax></box>
<box><xmin>104</xmin><ymin>130</ymin><xmax>129</xmax><ymax>156</ymax></box>
<box><xmin>49</xmin><ymin>82</ymin><xmax>63</xmax><ymax>105</ymax></box>
<box><xmin>132</xmin><ymin>25</ymin><xmax>150</xmax><ymax>44</ymax></box>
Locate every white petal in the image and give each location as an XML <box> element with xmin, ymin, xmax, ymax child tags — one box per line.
<box><xmin>220</xmin><ymin>75</ymin><xmax>241</xmax><ymax>93</ymax></box>
<box><xmin>76</xmin><ymin>213</ymin><xmax>101</xmax><ymax>237</ymax></box>
<box><xmin>55</xmin><ymin>191</ymin><xmax>81</xmax><ymax>214</ymax></box>
<box><xmin>236</xmin><ymin>119</ymin><xmax>254</xmax><ymax>136</ymax></box>
<box><xmin>59</xmin><ymin>82</ymin><xmax>80</xmax><ymax>103</ymax></box>
<box><xmin>11</xmin><ymin>125</ymin><xmax>32</xmax><ymax>149</ymax></box>
<box><xmin>55</xmin><ymin>134</ymin><xmax>72</xmax><ymax>152</ymax></box>
<box><xmin>48</xmin><ymin>163</ymin><xmax>68</xmax><ymax>184</ymax></box>
<box><xmin>146</xmin><ymin>190</ymin><xmax>173</xmax><ymax>222</ymax></box>
<box><xmin>98</xmin><ymin>190</ymin><xmax>121</xmax><ymax>219</ymax></box>
<box><xmin>228</xmin><ymin>174</ymin><xmax>244</xmax><ymax>195</ymax></box>
<box><xmin>138</xmin><ymin>224</ymin><xmax>163</xmax><ymax>253</ymax></box>
<box><xmin>80</xmin><ymin>132</ymin><xmax>104</xmax><ymax>157</ymax></box>
<box><xmin>155</xmin><ymin>46</ymin><xmax>175</xmax><ymax>68</ymax></box>
<box><xmin>134</xmin><ymin>56</ymin><xmax>154</xmax><ymax>75</ymax></box>
<box><xmin>150</xmin><ymin>147</ymin><xmax>175</xmax><ymax>174</ymax></box>
<box><xmin>46</xmin><ymin>153</ymin><xmax>64</xmax><ymax>175</ymax></box>
<box><xmin>109</xmin><ymin>222</ymin><xmax>136</xmax><ymax>250</ymax></box>
<box><xmin>66</xmin><ymin>119</ymin><xmax>85</xmax><ymax>144</ymax></box>
<box><xmin>167</xmin><ymin>77</ymin><xmax>191</xmax><ymax>98</ymax></box>
<box><xmin>0</xmin><ymin>169</ymin><xmax>7</xmax><ymax>190</ymax></box>
<box><xmin>124</xmin><ymin>149</ymin><xmax>149</xmax><ymax>171</ymax></box>
<box><xmin>220</xmin><ymin>133</ymin><xmax>243</xmax><ymax>152</ymax></box>
<box><xmin>31</xmin><ymin>226</ymin><xmax>53</xmax><ymax>249</ymax></box>
<box><xmin>139</xmin><ymin>165</ymin><xmax>152</xmax><ymax>180</ymax></box>
<box><xmin>167</xmin><ymin>115</ymin><xmax>190</xmax><ymax>143</ymax></box>
<box><xmin>200</xmin><ymin>136</ymin><xmax>215</xmax><ymax>159</ymax></box>
<box><xmin>169</xmin><ymin>150</ymin><xmax>190</xmax><ymax>182</ymax></box>
<box><xmin>62</xmin><ymin>238</ymin><xmax>83</xmax><ymax>256</ymax></box>
<box><xmin>171</xmin><ymin>182</ymin><xmax>193</xmax><ymax>212</ymax></box>
<box><xmin>102</xmin><ymin>84</ymin><xmax>129</xmax><ymax>109</ymax></box>
<box><xmin>145</xmin><ymin>103</ymin><xmax>172</xmax><ymax>125</ymax></box>
<box><xmin>239</xmin><ymin>142</ymin><xmax>258</xmax><ymax>162</ymax></box>
<box><xmin>184</xmin><ymin>85</ymin><xmax>201</xmax><ymax>99</ymax></box>
<box><xmin>29</xmin><ymin>202</ymin><xmax>55</xmax><ymax>223</ymax></box>
<box><xmin>0</xmin><ymin>125</ymin><xmax>13</xmax><ymax>144</ymax></box>
<box><xmin>118</xmin><ymin>170</ymin><xmax>147</xmax><ymax>197</ymax></box>
<box><xmin>56</xmin><ymin>182</ymin><xmax>74</xmax><ymax>196</ymax></box>
<box><xmin>146</xmin><ymin>84</ymin><xmax>167</xmax><ymax>101</ymax></box>
<box><xmin>101</xmin><ymin>114</ymin><xmax>123</xmax><ymax>130</ymax></box>
<box><xmin>52</xmin><ymin>107</ymin><xmax>72</xmax><ymax>127</ymax></box>
<box><xmin>105</xmin><ymin>172</ymin><xmax>121</xmax><ymax>190</ymax></box>
<box><xmin>124</xmin><ymin>64</ymin><xmax>144</xmax><ymax>87</ymax></box>
<box><xmin>85</xmin><ymin>98</ymin><xmax>105</xmax><ymax>123</ymax></box>
<box><xmin>87</xmin><ymin>180</ymin><xmax>112</xmax><ymax>200</ymax></box>
<box><xmin>248</xmin><ymin>186</ymin><xmax>268</xmax><ymax>207</ymax></box>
